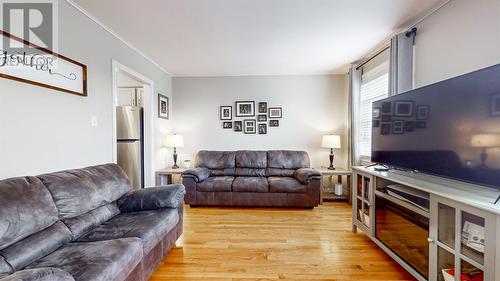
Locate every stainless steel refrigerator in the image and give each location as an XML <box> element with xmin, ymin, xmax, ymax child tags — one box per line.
<box><xmin>116</xmin><ymin>106</ymin><xmax>144</xmax><ymax>189</ymax></box>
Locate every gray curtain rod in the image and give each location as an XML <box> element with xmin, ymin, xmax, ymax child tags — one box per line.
<box><xmin>355</xmin><ymin>46</ymin><xmax>390</xmax><ymax>71</ymax></box>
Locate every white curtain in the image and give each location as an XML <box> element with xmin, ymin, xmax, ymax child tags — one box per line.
<box><xmin>349</xmin><ymin>66</ymin><xmax>362</xmax><ymax>167</ymax></box>
<box><xmin>389</xmin><ymin>30</ymin><xmax>416</xmax><ymax>96</ymax></box>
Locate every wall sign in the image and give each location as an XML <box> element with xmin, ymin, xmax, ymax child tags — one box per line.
<box><xmin>0</xmin><ymin>30</ymin><xmax>87</xmax><ymax>96</ymax></box>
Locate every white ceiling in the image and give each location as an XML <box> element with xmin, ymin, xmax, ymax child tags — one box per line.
<box><xmin>72</xmin><ymin>0</ymin><xmax>444</xmax><ymax>76</ymax></box>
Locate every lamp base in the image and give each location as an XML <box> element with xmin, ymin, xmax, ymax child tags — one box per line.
<box><xmin>171</xmin><ymin>164</ymin><xmax>179</xmax><ymax>169</ymax></box>
<box><xmin>328</xmin><ymin>165</ymin><xmax>336</xmax><ymax>170</ymax></box>
<box><xmin>328</xmin><ymin>149</ymin><xmax>335</xmax><ymax>170</ymax></box>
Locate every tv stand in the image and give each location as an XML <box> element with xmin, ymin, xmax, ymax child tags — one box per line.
<box><xmin>352</xmin><ymin>166</ymin><xmax>500</xmax><ymax>281</ymax></box>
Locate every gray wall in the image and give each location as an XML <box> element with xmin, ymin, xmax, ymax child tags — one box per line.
<box><xmin>172</xmin><ymin>75</ymin><xmax>349</xmax><ymax>169</ymax></box>
<box><xmin>414</xmin><ymin>0</ymin><xmax>500</xmax><ymax>87</ymax></box>
<box><xmin>0</xmin><ymin>1</ymin><xmax>172</xmax><ymax>180</ymax></box>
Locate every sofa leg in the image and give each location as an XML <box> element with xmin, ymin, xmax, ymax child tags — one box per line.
<box><xmin>189</xmin><ymin>205</ymin><xmax>198</xmax><ymax>208</ymax></box>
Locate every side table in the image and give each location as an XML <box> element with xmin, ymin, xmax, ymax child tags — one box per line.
<box><xmin>156</xmin><ymin>168</ymin><xmax>187</xmax><ymax>185</ymax></box>
<box><xmin>314</xmin><ymin>168</ymin><xmax>352</xmax><ymax>204</ymax></box>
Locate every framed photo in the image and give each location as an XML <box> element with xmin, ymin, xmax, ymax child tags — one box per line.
<box><xmin>234</xmin><ymin>121</ymin><xmax>243</xmax><ymax>132</ymax></box>
<box><xmin>235</xmin><ymin>101</ymin><xmax>255</xmax><ymax>117</ymax></box>
<box><xmin>158</xmin><ymin>94</ymin><xmax>169</xmax><ymax>120</ymax></box>
<box><xmin>373</xmin><ymin>108</ymin><xmax>381</xmax><ymax>119</ymax></box>
<box><xmin>394</xmin><ymin>101</ymin><xmax>414</xmax><ymax>117</ymax></box>
<box><xmin>416</xmin><ymin>105</ymin><xmax>430</xmax><ymax>120</ymax></box>
<box><xmin>222</xmin><ymin>122</ymin><xmax>233</xmax><ymax>129</ymax></box>
<box><xmin>381</xmin><ymin>115</ymin><xmax>392</xmax><ymax>122</ymax></box>
<box><xmin>373</xmin><ymin>120</ymin><xmax>380</xmax><ymax>128</ymax></box>
<box><xmin>392</xmin><ymin>120</ymin><xmax>405</xmax><ymax>134</ymax></box>
<box><xmin>269</xmin><ymin>107</ymin><xmax>282</xmax><ymax>118</ymax></box>
<box><xmin>416</xmin><ymin>121</ymin><xmax>427</xmax><ymax>129</ymax></box>
<box><xmin>258</xmin><ymin>124</ymin><xmax>267</xmax><ymax>134</ymax></box>
<box><xmin>220</xmin><ymin>106</ymin><xmax>232</xmax><ymax>120</ymax></box>
<box><xmin>491</xmin><ymin>93</ymin><xmax>500</xmax><ymax>116</ymax></box>
<box><xmin>382</xmin><ymin>102</ymin><xmax>392</xmax><ymax>114</ymax></box>
<box><xmin>381</xmin><ymin>123</ymin><xmax>391</xmax><ymax>135</ymax></box>
<box><xmin>269</xmin><ymin>120</ymin><xmax>279</xmax><ymax>127</ymax></box>
<box><xmin>257</xmin><ymin>114</ymin><xmax>267</xmax><ymax>122</ymax></box>
<box><xmin>244</xmin><ymin>119</ymin><xmax>256</xmax><ymax>134</ymax></box>
<box><xmin>258</xmin><ymin>102</ymin><xmax>268</xmax><ymax>113</ymax></box>
<box><xmin>405</xmin><ymin>121</ymin><xmax>415</xmax><ymax>132</ymax></box>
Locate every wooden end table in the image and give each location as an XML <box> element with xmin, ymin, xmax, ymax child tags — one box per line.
<box><xmin>155</xmin><ymin>168</ymin><xmax>187</xmax><ymax>185</ymax></box>
<box><xmin>314</xmin><ymin>167</ymin><xmax>352</xmax><ymax>204</ymax></box>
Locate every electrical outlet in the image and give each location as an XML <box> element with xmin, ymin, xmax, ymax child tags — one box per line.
<box><xmin>91</xmin><ymin>115</ymin><xmax>98</xmax><ymax>127</ymax></box>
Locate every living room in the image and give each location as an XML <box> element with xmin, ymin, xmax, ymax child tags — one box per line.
<box><xmin>0</xmin><ymin>0</ymin><xmax>499</xmax><ymax>281</ymax></box>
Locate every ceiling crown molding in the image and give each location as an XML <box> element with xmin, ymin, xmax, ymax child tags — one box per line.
<box><xmin>65</xmin><ymin>0</ymin><xmax>172</xmax><ymax>75</ymax></box>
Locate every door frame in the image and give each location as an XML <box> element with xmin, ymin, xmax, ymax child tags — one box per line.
<box><xmin>111</xmin><ymin>60</ymin><xmax>156</xmax><ymax>187</ymax></box>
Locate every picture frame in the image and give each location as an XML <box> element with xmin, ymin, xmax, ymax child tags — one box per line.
<box><xmin>381</xmin><ymin>115</ymin><xmax>392</xmax><ymax>122</ymax></box>
<box><xmin>269</xmin><ymin>120</ymin><xmax>279</xmax><ymax>127</ymax></box>
<box><xmin>381</xmin><ymin>102</ymin><xmax>392</xmax><ymax>114</ymax></box>
<box><xmin>373</xmin><ymin>108</ymin><xmax>381</xmax><ymax>119</ymax></box>
<box><xmin>258</xmin><ymin>123</ymin><xmax>267</xmax><ymax>134</ymax></box>
<box><xmin>258</xmin><ymin>102</ymin><xmax>268</xmax><ymax>114</ymax></box>
<box><xmin>257</xmin><ymin>114</ymin><xmax>267</xmax><ymax>122</ymax></box>
<box><xmin>0</xmin><ymin>30</ymin><xmax>88</xmax><ymax>96</ymax></box>
<box><xmin>394</xmin><ymin>101</ymin><xmax>414</xmax><ymax>117</ymax></box>
<box><xmin>381</xmin><ymin>123</ymin><xmax>391</xmax><ymax>135</ymax></box>
<box><xmin>235</xmin><ymin>101</ymin><xmax>255</xmax><ymax>117</ymax></box>
<box><xmin>268</xmin><ymin>107</ymin><xmax>282</xmax><ymax>118</ymax></box>
<box><xmin>220</xmin><ymin>106</ymin><xmax>232</xmax><ymax>120</ymax></box>
<box><xmin>222</xmin><ymin>122</ymin><xmax>233</xmax><ymax>129</ymax></box>
<box><xmin>244</xmin><ymin>119</ymin><xmax>256</xmax><ymax>134</ymax></box>
<box><xmin>234</xmin><ymin>121</ymin><xmax>243</xmax><ymax>132</ymax></box>
<box><xmin>491</xmin><ymin>93</ymin><xmax>500</xmax><ymax>116</ymax></box>
<box><xmin>392</xmin><ymin>120</ymin><xmax>405</xmax><ymax>134</ymax></box>
<box><xmin>373</xmin><ymin>120</ymin><xmax>380</xmax><ymax>128</ymax></box>
<box><xmin>416</xmin><ymin>121</ymin><xmax>427</xmax><ymax>129</ymax></box>
<box><xmin>405</xmin><ymin>121</ymin><xmax>415</xmax><ymax>132</ymax></box>
<box><xmin>158</xmin><ymin>94</ymin><xmax>169</xmax><ymax>120</ymax></box>
<box><xmin>416</xmin><ymin>105</ymin><xmax>430</xmax><ymax>120</ymax></box>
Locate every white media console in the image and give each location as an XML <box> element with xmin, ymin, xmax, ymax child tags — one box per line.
<box><xmin>352</xmin><ymin>166</ymin><xmax>500</xmax><ymax>281</ymax></box>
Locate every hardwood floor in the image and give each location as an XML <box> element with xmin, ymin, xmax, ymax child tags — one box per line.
<box><xmin>150</xmin><ymin>202</ymin><xmax>416</xmax><ymax>281</ymax></box>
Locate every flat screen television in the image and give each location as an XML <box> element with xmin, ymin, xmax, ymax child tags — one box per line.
<box><xmin>372</xmin><ymin>64</ymin><xmax>500</xmax><ymax>190</ymax></box>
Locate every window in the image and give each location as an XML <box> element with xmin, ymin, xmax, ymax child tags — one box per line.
<box><xmin>357</xmin><ymin>50</ymin><xmax>389</xmax><ymax>160</ymax></box>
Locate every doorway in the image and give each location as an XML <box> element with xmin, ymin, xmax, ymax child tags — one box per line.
<box><xmin>112</xmin><ymin>60</ymin><xmax>155</xmax><ymax>188</ymax></box>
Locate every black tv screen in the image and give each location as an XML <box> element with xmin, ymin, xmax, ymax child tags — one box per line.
<box><xmin>372</xmin><ymin>64</ymin><xmax>500</xmax><ymax>190</ymax></box>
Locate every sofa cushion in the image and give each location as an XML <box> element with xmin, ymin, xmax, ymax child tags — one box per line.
<box><xmin>0</xmin><ymin>221</ymin><xmax>72</xmax><ymax>272</ymax></box>
<box><xmin>197</xmin><ymin>176</ymin><xmax>234</xmax><ymax>192</ymax></box>
<box><xmin>0</xmin><ymin>268</ymin><xmax>75</xmax><ymax>281</ymax></box>
<box><xmin>0</xmin><ymin>176</ymin><xmax>59</xmax><ymax>251</ymax></box>
<box><xmin>232</xmin><ymin>177</ymin><xmax>268</xmax><ymax>193</ymax></box>
<box><xmin>234</xmin><ymin>168</ymin><xmax>266</xmax><ymax>177</ymax></box>
<box><xmin>268</xmin><ymin>177</ymin><xmax>307</xmax><ymax>193</ymax></box>
<box><xmin>0</xmin><ymin>255</ymin><xmax>13</xmax><ymax>275</ymax></box>
<box><xmin>265</xmin><ymin>168</ymin><xmax>297</xmax><ymax>177</ymax></box>
<box><xmin>77</xmin><ymin>208</ymin><xmax>179</xmax><ymax>254</ymax></box>
<box><xmin>235</xmin><ymin>151</ymin><xmax>267</xmax><ymax>168</ymax></box>
<box><xmin>27</xmin><ymin>238</ymin><xmax>142</xmax><ymax>281</ymax></box>
<box><xmin>38</xmin><ymin>164</ymin><xmax>131</xmax><ymax>219</ymax></box>
<box><xmin>62</xmin><ymin>203</ymin><xmax>121</xmax><ymax>240</ymax></box>
<box><xmin>195</xmin><ymin>151</ymin><xmax>236</xmax><ymax>170</ymax></box>
<box><xmin>267</xmin><ymin>150</ymin><xmax>310</xmax><ymax>169</ymax></box>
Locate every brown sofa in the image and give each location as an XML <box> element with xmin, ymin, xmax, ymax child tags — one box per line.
<box><xmin>182</xmin><ymin>150</ymin><xmax>321</xmax><ymax>208</ymax></box>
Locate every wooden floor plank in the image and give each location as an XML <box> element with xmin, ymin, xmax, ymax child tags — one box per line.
<box><xmin>150</xmin><ymin>202</ymin><xmax>416</xmax><ymax>281</ymax></box>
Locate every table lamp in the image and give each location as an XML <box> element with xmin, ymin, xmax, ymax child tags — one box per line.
<box><xmin>471</xmin><ymin>134</ymin><xmax>500</xmax><ymax>167</ymax></box>
<box><xmin>166</xmin><ymin>134</ymin><xmax>184</xmax><ymax>169</ymax></box>
<box><xmin>322</xmin><ymin>135</ymin><xmax>341</xmax><ymax>170</ymax></box>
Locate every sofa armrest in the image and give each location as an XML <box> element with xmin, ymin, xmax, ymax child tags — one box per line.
<box><xmin>294</xmin><ymin>168</ymin><xmax>321</xmax><ymax>184</ymax></box>
<box><xmin>0</xmin><ymin>268</ymin><xmax>75</xmax><ymax>281</ymax></box>
<box><xmin>117</xmin><ymin>184</ymin><xmax>186</xmax><ymax>212</ymax></box>
<box><xmin>182</xmin><ymin>167</ymin><xmax>210</xmax><ymax>182</ymax></box>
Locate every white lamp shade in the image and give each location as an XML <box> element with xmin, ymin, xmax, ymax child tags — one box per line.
<box><xmin>471</xmin><ymin>134</ymin><xmax>500</xmax><ymax>148</ymax></box>
<box><xmin>165</xmin><ymin>135</ymin><xmax>184</xmax><ymax>148</ymax></box>
<box><xmin>322</xmin><ymin>135</ymin><xmax>341</xmax><ymax>149</ymax></box>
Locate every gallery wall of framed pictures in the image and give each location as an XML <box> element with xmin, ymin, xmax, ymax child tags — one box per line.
<box><xmin>219</xmin><ymin>101</ymin><xmax>283</xmax><ymax>134</ymax></box>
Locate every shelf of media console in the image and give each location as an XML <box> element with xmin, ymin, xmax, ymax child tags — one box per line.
<box><xmin>352</xmin><ymin>166</ymin><xmax>500</xmax><ymax>216</ymax></box>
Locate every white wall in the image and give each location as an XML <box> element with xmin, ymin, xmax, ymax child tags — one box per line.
<box><xmin>0</xmin><ymin>1</ymin><xmax>172</xmax><ymax>181</ymax></box>
<box><xmin>414</xmin><ymin>0</ymin><xmax>500</xmax><ymax>87</ymax></box>
<box><xmin>172</xmin><ymin>75</ymin><xmax>348</xmax><ymax>169</ymax></box>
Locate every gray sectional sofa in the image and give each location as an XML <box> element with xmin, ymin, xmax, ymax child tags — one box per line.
<box><xmin>182</xmin><ymin>150</ymin><xmax>321</xmax><ymax>208</ymax></box>
<box><xmin>0</xmin><ymin>164</ymin><xmax>185</xmax><ymax>281</ymax></box>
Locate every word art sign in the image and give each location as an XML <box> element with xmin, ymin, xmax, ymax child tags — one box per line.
<box><xmin>0</xmin><ymin>30</ymin><xmax>87</xmax><ymax>96</ymax></box>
